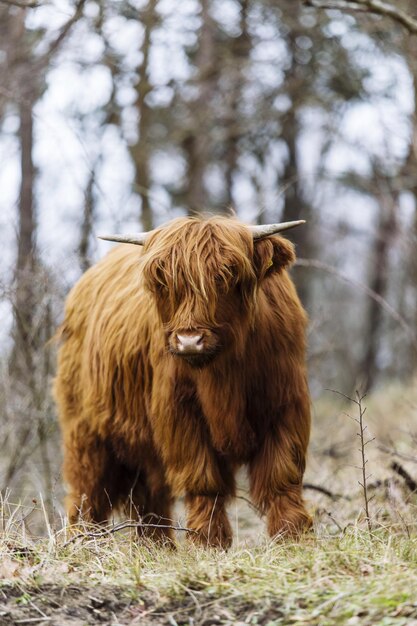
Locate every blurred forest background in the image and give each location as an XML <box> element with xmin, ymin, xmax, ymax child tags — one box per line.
<box><xmin>0</xmin><ymin>0</ymin><xmax>416</xmax><ymax>506</ymax></box>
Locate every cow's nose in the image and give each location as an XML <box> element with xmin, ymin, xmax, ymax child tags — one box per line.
<box><xmin>176</xmin><ymin>334</ymin><xmax>204</xmax><ymax>353</ymax></box>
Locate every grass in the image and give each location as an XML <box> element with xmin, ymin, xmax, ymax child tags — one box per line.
<box><xmin>1</xmin><ymin>380</ymin><xmax>417</xmax><ymax>624</ymax></box>
<box><xmin>1</xmin><ymin>513</ymin><xmax>417</xmax><ymax>624</ymax></box>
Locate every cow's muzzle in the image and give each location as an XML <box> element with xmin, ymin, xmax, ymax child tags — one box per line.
<box><xmin>169</xmin><ymin>330</ymin><xmax>219</xmax><ymax>367</ymax></box>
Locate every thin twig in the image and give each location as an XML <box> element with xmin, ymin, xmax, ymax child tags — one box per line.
<box><xmin>27</xmin><ymin>599</ymin><xmax>49</xmax><ymax>621</ymax></box>
<box><xmin>296</xmin><ymin>258</ymin><xmax>417</xmax><ymax>350</ymax></box>
<box><xmin>40</xmin><ymin>0</ymin><xmax>86</xmax><ymax>63</ymax></box>
<box><xmin>378</xmin><ymin>443</ymin><xmax>417</xmax><ymax>465</ymax></box>
<box><xmin>15</xmin><ymin>617</ymin><xmax>52</xmax><ymax>624</ymax></box>
<box><xmin>62</xmin><ymin>520</ymin><xmax>195</xmax><ymax>547</ymax></box>
<box><xmin>303</xmin><ymin>483</ymin><xmax>348</xmax><ymax>500</ymax></box>
<box><xmin>355</xmin><ymin>391</ymin><xmax>374</xmax><ymax>534</ymax></box>
<box><xmin>0</xmin><ymin>0</ymin><xmax>40</xmax><ymax>7</ymax></box>
<box><xmin>325</xmin><ymin>510</ymin><xmax>344</xmax><ymax>532</ymax></box>
<box><xmin>303</xmin><ymin>0</ymin><xmax>417</xmax><ymax>35</ymax></box>
<box><xmin>235</xmin><ymin>494</ymin><xmax>262</xmax><ymax>515</ymax></box>
<box><xmin>327</xmin><ymin>389</ymin><xmax>374</xmax><ymax>534</ymax></box>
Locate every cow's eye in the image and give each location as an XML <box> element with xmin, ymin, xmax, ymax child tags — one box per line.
<box><xmin>153</xmin><ymin>266</ymin><xmax>169</xmax><ymax>293</ymax></box>
<box><xmin>214</xmin><ymin>266</ymin><xmax>235</xmax><ymax>284</ymax></box>
<box><xmin>156</xmin><ymin>282</ymin><xmax>168</xmax><ymax>293</ymax></box>
<box><xmin>214</xmin><ymin>273</ymin><xmax>232</xmax><ymax>292</ymax></box>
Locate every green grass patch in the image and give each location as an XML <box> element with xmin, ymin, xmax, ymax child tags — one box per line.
<box><xmin>1</xmin><ymin>517</ymin><xmax>417</xmax><ymax>624</ymax></box>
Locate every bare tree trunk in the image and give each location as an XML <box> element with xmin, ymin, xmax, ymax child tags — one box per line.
<box><xmin>360</xmin><ymin>191</ymin><xmax>398</xmax><ymax>390</ymax></box>
<box><xmin>281</xmin><ymin>105</ymin><xmax>310</xmax><ymax>235</ymax></box>
<box><xmin>1</xmin><ymin>2</ymin><xmax>85</xmax><ymax>502</ymax></box>
<box><xmin>79</xmin><ymin>168</ymin><xmax>96</xmax><ymax>273</ymax></box>
<box><xmin>12</xmin><ymin>94</ymin><xmax>37</xmax><ymax>378</ymax></box>
<box><xmin>223</xmin><ymin>0</ymin><xmax>251</xmax><ymax>209</ymax></box>
<box><xmin>5</xmin><ymin>87</ymin><xmax>43</xmax><ymax>494</ymax></box>
<box><xmin>183</xmin><ymin>0</ymin><xmax>217</xmax><ymax>213</ymax></box>
<box><xmin>280</xmin><ymin>4</ymin><xmax>314</xmax><ymax>307</ymax></box>
<box><xmin>404</xmin><ymin>41</ymin><xmax>417</xmax><ymax>373</ymax></box>
<box><xmin>410</xmin><ymin>206</ymin><xmax>417</xmax><ymax>372</ymax></box>
<box><xmin>17</xmin><ymin>99</ymin><xmax>36</xmax><ymax>275</ymax></box>
<box><xmin>130</xmin><ymin>0</ymin><xmax>157</xmax><ymax>231</ymax></box>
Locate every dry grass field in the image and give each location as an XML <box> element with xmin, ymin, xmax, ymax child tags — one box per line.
<box><xmin>1</xmin><ymin>380</ymin><xmax>417</xmax><ymax>625</ymax></box>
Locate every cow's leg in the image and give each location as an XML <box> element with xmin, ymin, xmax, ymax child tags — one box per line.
<box><xmin>167</xmin><ymin>451</ymin><xmax>235</xmax><ymax>549</ymax></box>
<box><xmin>124</xmin><ymin>461</ymin><xmax>175</xmax><ymax>544</ymax></box>
<box><xmin>151</xmin><ymin>376</ymin><xmax>236</xmax><ymax>548</ymax></box>
<box><xmin>142</xmin><ymin>484</ymin><xmax>175</xmax><ymax>543</ymax></box>
<box><xmin>185</xmin><ymin>492</ymin><xmax>233</xmax><ymax>549</ymax></box>
<box><xmin>63</xmin><ymin>424</ymin><xmax>121</xmax><ymax>524</ymax></box>
<box><xmin>248</xmin><ymin>406</ymin><xmax>312</xmax><ymax>539</ymax></box>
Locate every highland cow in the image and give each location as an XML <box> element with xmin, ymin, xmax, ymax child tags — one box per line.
<box><xmin>54</xmin><ymin>216</ymin><xmax>312</xmax><ymax>548</ymax></box>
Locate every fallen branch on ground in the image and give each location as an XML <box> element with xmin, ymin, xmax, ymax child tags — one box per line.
<box><xmin>303</xmin><ymin>483</ymin><xmax>350</xmax><ymax>500</ymax></box>
<box><xmin>391</xmin><ymin>462</ymin><xmax>417</xmax><ymax>492</ymax></box>
<box><xmin>378</xmin><ymin>443</ymin><xmax>417</xmax><ymax>465</ymax></box>
<box><xmin>62</xmin><ymin>520</ymin><xmax>195</xmax><ymax>547</ymax></box>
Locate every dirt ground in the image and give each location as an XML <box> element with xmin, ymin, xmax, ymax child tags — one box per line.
<box><xmin>1</xmin><ymin>584</ymin><xmax>133</xmax><ymax>626</ymax></box>
<box><xmin>0</xmin><ymin>582</ymin><xmax>294</xmax><ymax>626</ymax></box>
<box><xmin>0</xmin><ymin>492</ymin><xmax>269</xmax><ymax>626</ymax></box>
<box><xmin>1</xmin><ymin>485</ymin><xmax>414</xmax><ymax>626</ymax></box>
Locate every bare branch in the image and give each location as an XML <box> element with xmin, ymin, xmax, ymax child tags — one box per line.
<box><xmin>235</xmin><ymin>494</ymin><xmax>262</xmax><ymax>515</ymax></box>
<box><xmin>324</xmin><ymin>510</ymin><xmax>345</xmax><ymax>532</ymax></box>
<box><xmin>296</xmin><ymin>258</ymin><xmax>417</xmax><ymax>350</ymax></box>
<box><xmin>303</xmin><ymin>483</ymin><xmax>350</xmax><ymax>500</ymax></box>
<box><xmin>303</xmin><ymin>0</ymin><xmax>417</xmax><ymax>35</ymax></box>
<box><xmin>305</xmin><ymin>0</ymin><xmax>369</xmax><ymax>12</ymax></box>
<box><xmin>327</xmin><ymin>390</ymin><xmax>374</xmax><ymax>533</ymax></box>
<box><xmin>62</xmin><ymin>519</ymin><xmax>195</xmax><ymax>547</ymax></box>
<box><xmin>0</xmin><ymin>0</ymin><xmax>40</xmax><ymax>7</ymax></box>
<box><xmin>378</xmin><ymin>443</ymin><xmax>417</xmax><ymax>464</ymax></box>
<box><xmin>38</xmin><ymin>0</ymin><xmax>86</xmax><ymax>66</ymax></box>
<box><xmin>355</xmin><ymin>391</ymin><xmax>373</xmax><ymax>534</ymax></box>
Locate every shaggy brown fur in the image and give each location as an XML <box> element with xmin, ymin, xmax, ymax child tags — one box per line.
<box><xmin>55</xmin><ymin>216</ymin><xmax>312</xmax><ymax>547</ymax></box>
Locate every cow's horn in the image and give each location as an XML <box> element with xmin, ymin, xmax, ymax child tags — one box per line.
<box><xmin>98</xmin><ymin>232</ymin><xmax>149</xmax><ymax>245</ymax></box>
<box><xmin>249</xmin><ymin>220</ymin><xmax>306</xmax><ymax>239</ymax></box>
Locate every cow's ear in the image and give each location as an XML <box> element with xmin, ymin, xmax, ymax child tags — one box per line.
<box><xmin>253</xmin><ymin>236</ymin><xmax>296</xmax><ymax>280</ymax></box>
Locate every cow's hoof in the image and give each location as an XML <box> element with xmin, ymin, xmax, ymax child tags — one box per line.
<box><xmin>188</xmin><ymin>525</ymin><xmax>233</xmax><ymax>550</ymax></box>
<box><xmin>267</xmin><ymin>496</ymin><xmax>313</xmax><ymax>540</ymax></box>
